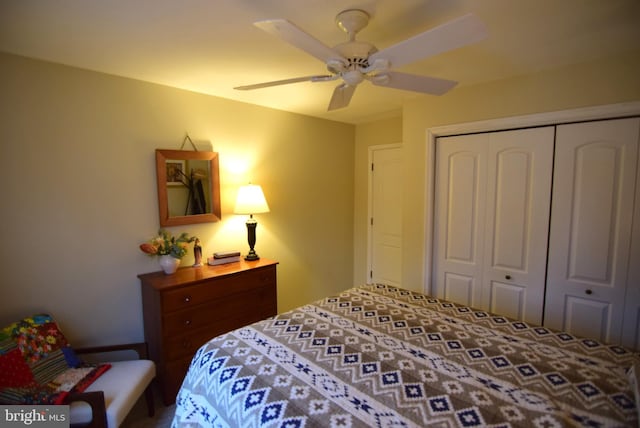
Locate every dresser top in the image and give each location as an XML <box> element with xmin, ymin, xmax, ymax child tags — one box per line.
<box><xmin>138</xmin><ymin>258</ymin><xmax>278</xmax><ymax>290</ymax></box>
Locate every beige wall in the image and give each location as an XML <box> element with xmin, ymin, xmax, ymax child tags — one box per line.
<box><xmin>398</xmin><ymin>50</ymin><xmax>640</xmax><ymax>292</ymax></box>
<box><xmin>0</xmin><ymin>52</ymin><xmax>355</xmax><ymax>346</ymax></box>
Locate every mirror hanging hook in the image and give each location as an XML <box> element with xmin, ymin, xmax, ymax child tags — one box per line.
<box><xmin>180</xmin><ymin>133</ymin><xmax>198</xmax><ymax>151</ymax></box>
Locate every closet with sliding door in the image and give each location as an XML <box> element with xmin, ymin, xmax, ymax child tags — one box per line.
<box><xmin>433</xmin><ymin>117</ymin><xmax>640</xmax><ymax>349</ymax></box>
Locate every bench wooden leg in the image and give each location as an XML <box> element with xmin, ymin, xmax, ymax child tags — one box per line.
<box><xmin>144</xmin><ymin>384</ymin><xmax>155</xmax><ymax>418</ymax></box>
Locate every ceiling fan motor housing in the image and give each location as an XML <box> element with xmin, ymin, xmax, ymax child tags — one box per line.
<box><xmin>331</xmin><ymin>41</ymin><xmax>377</xmax><ymax>71</ymax></box>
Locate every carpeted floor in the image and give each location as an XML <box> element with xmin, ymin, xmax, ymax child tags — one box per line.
<box><xmin>121</xmin><ymin>387</ymin><xmax>175</xmax><ymax>428</ymax></box>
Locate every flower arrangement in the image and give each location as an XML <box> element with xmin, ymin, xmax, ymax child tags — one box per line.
<box><xmin>5</xmin><ymin>315</ymin><xmax>63</xmax><ymax>364</ymax></box>
<box><xmin>140</xmin><ymin>229</ymin><xmax>196</xmax><ymax>259</ymax></box>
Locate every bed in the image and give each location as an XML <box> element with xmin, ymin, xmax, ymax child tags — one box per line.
<box><xmin>172</xmin><ymin>284</ymin><xmax>639</xmax><ymax>427</ymax></box>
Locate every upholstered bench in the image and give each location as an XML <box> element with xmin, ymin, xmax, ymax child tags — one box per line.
<box><xmin>0</xmin><ymin>314</ymin><xmax>156</xmax><ymax>428</ymax></box>
<box><xmin>68</xmin><ymin>343</ymin><xmax>156</xmax><ymax>427</ymax></box>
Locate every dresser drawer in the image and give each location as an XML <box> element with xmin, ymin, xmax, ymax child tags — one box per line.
<box><xmin>164</xmin><ymin>356</ymin><xmax>194</xmax><ymax>402</ymax></box>
<box><xmin>163</xmin><ymin>284</ymin><xmax>276</xmax><ymax>336</ymax></box>
<box><xmin>164</xmin><ymin>309</ymin><xmax>274</xmax><ymax>361</ymax></box>
<box><xmin>162</xmin><ymin>266</ymin><xmax>275</xmax><ymax>312</ymax></box>
<box><xmin>165</xmin><ymin>328</ymin><xmax>219</xmax><ymax>361</ymax></box>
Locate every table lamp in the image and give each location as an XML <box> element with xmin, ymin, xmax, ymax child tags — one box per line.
<box><xmin>234</xmin><ymin>184</ymin><xmax>270</xmax><ymax>260</ymax></box>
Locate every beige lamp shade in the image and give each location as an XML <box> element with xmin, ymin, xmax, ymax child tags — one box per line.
<box><xmin>234</xmin><ymin>184</ymin><xmax>270</xmax><ymax>214</ymax></box>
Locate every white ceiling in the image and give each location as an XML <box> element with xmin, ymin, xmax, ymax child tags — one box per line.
<box><xmin>1</xmin><ymin>0</ymin><xmax>639</xmax><ymax>124</ymax></box>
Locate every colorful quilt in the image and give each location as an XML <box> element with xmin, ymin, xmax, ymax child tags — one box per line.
<box><xmin>172</xmin><ymin>284</ymin><xmax>640</xmax><ymax>427</ymax></box>
<box><xmin>0</xmin><ymin>314</ymin><xmax>110</xmax><ymax>404</ymax></box>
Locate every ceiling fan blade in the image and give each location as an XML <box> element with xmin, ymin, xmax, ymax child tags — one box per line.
<box><xmin>255</xmin><ymin>19</ymin><xmax>346</xmax><ymax>64</ymax></box>
<box><xmin>371</xmin><ymin>71</ymin><xmax>457</xmax><ymax>95</ymax></box>
<box><xmin>369</xmin><ymin>13</ymin><xmax>487</xmax><ymax>69</ymax></box>
<box><xmin>328</xmin><ymin>83</ymin><xmax>356</xmax><ymax>111</ymax></box>
<box><xmin>234</xmin><ymin>75</ymin><xmax>334</xmax><ymax>90</ymax></box>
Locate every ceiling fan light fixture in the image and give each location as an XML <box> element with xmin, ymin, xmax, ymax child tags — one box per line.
<box><xmin>326</xmin><ymin>58</ymin><xmax>347</xmax><ymax>74</ymax></box>
<box><xmin>363</xmin><ymin>58</ymin><xmax>390</xmax><ymax>74</ymax></box>
<box><xmin>342</xmin><ymin>70</ymin><xmax>364</xmax><ymax>86</ymax></box>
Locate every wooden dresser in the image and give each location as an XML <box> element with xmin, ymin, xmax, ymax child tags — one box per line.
<box><xmin>139</xmin><ymin>258</ymin><xmax>278</xmax><ymax>405</ymax></box>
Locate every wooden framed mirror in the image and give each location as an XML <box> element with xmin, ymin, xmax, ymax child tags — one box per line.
<box><xmin>155</xmin><ymin>149</ymin><xmax>221</xmax><ymax>226</ymax></box>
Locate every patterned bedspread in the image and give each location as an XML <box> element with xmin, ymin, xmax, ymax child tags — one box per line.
<box><xmin>172</xmin><ymin>284</ymin><xmax>639</xmax><ymax>427</ymax></box>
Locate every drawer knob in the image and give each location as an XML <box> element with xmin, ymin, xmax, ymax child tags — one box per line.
<box><xmin>183</xmin><ymin>295</ymin><xmax>191</xmax><ymax>303</ymax></box>
<box><xmin>184</xmin><ymin>319</ymin><xmax>191</xmax><ymax>326</ymax></box>
<box><xmin>585</xmin><ymin>289</ymin><xmax>593</xmax><ymax>295</ymax></box>
<box><xmin>505</xmin><ymin>275</ymin><xmax>512</xmax><ymax>280</ymax></box>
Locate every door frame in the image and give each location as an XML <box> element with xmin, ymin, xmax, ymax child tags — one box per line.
<box><xmin>367</xmin><ymin>143</ymin><xmax>402</xmax><ymax>283</ymax></box>
<box><xmin>423</xmin><ymin>102</ymin><xmax>640</xmax><ymax>293</ymax></box>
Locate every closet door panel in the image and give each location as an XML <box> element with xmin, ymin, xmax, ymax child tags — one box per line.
<box><xmin>622</xmin><ymin>130</ymin><xmax>640</xmax><ymax>350</ymax></box>
<box><xmin>563</xmin><ymin>297</ymin><xmax>611</xmax><ymax>341</ymax></box>
<box><xmin>624</xmin><ymin>306</ymin><xmax>640</xmax><ymax>350</ymax></box>
<box><xmin>570</xmin><ymin>146</ymin><xmax>619</xmax><ymax>280</ymax></box>
<box><xmin>482</xmin><ymin>128</ymin><xmax>554</xmax><ymax>324</ymax></box>
<box><xmin>490</xmin><ymin>150</ymin><xmax>530</xmax><ymax>269</ymax></box>
<box><xmin>434</xmin><ymin>134</ymin><xmax>488</xmax><ymax>307</ymax></box>
<box><xmin>489</xmin><ymin>281</ymin><xmax>525</xmax><ymax>320</ymax></box>
<box><xmin>442</xmin><ymin>273</ymin><xmax>476</xmax><ymax>306</ymax></box>
<box><xmin>545</xmin><ymin>118</ymin><xmax>639</xmax><ymax>344</ymax></box>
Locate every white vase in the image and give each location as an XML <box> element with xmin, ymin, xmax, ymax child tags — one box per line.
<box><xmin>158</xmin><ymin>255</ymin><xmax>181</xmax><ymax>274</ymax></box>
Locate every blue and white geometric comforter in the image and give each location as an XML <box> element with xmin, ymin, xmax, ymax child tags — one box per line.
<box><xmin>172</xmin><ymin>284</ymin><xmax>639</xmax><ymax>427</ymax></box>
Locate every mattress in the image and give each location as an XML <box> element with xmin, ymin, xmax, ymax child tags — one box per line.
<box><xmin>172</xmin><ymin>284</ymin><xmax>639</xmax><ymax>427</ymax></box>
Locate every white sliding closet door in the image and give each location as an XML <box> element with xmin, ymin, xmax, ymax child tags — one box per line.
<box><xmin>434</xmin><ymin>127</ymin><xmax>554</xmax><ymax>323</ymax></box>
<box><xmin>545</xmin><ymin>118</ymin><xmax>639</xmax><ymax>344</ymax></box>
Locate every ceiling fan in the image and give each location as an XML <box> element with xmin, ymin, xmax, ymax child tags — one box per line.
<box><xmin>234</xmin><ymin>9</ymin><xmax>488</xmax><ymax>111</ymax></box>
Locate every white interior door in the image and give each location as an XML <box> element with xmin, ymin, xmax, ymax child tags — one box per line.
<box><xmin>545</xmin><ymin>118</ymin><xmax>639</xmax><ymax>344</ymax></box>
<box><xmin>369</xmin><ymin>146</ymin><xmax>402</xmax><ymax>286</ymax></box>
<box><xmin>434</xmin><ymin>128</ymin><xmax>554</xmax><ymax>322</ymax></box>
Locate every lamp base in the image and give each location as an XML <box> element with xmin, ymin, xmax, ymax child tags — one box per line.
<box><xmin>244</xmin><ymin>217</ymin><xmax>260</xmax><ymax>261</ymax></box>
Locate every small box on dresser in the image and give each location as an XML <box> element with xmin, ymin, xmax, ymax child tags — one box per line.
<box><xmin>139</xmin><ymin>258</ymin><xmax>278</xmax><ymax>405</ymax></box>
